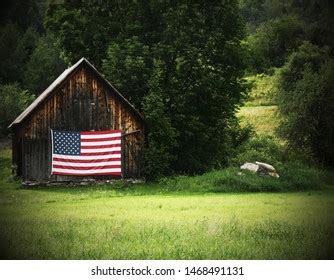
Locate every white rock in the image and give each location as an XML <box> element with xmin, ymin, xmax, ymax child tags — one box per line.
<box><xmin>255</xmin><ymin>161</ymin><xmax>276</xmax><ymax>172</ymax></box>
<box><xmin>240</xmin><ymin>162</ymin><xmax>259</xmax><ymax>173</ymax></box>
<box><xmin>240</xmin><ymin>161</ymin><xmax>280</xmax><ymax>178</ymax></box>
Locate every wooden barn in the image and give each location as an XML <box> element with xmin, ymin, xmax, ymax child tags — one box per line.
<box><xmin>9</xmin><ymin>58</ymin><xmax>145</xmax><ymax>182</ymax></box>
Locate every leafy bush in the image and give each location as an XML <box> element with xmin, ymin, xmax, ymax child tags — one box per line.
<box><xmin>230</xmin><ymin>135</ymin><xmax>285</xmax><ymax>167</ymax></box>
<box><xmin>0</xmin><ymin>83</ymin><xmax>34</xmax><ymax>136</ymax></box>
<box><xmin>245</xmin><ymin>72</ymin><xmax>279</xmax><ymax>106</ymax></box>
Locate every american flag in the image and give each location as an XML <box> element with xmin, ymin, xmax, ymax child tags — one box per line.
<box><xmin>51</xmin><ymin>129</ymin><xmax>122</xmax><ymax>176</ymax></box>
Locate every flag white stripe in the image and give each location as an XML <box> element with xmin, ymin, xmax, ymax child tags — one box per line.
<box><xmin>81</xmin><ymin>133</ymin><xmax>121</xmax><ymax>139</ymax></box>
<box><xmin>52</xmin><ymin>154</ymin><xmax>121</xmax><ymax>160</ymax></box>
<box><xmin>52</xmin><ymin>161</ymin><xmax>121</xmax><ymax>167</ymax></box>
<box><xmin>81</xmin><ymin>147</ymin><xmax>121</xmax><ymax>153</ymax></box>
<box><xmin>80</xmin><ymin>140</ymin><xmax>121</xmax><ymax>146</ymax></box>
<box><xmin>52</xmin><ymin>168</ymin><xmax>121</xmax><ymax>174</ymax></box>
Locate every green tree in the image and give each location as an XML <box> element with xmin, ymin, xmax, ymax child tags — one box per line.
<box><xmin>155</xmin><ymin>2</ymin><xmax>247</xmax><ymax>173</ymax></box>
<box><xmin>142</xmin><ymin>62</ymin><xmax>178</xmax><ymax>180</ymax></box>
<box><xmin>0</xmin><ymin>23</ymin><xmax>40</xmax><ymax>84</ymax></box>
<box><xmin>0</xmin><ymin>24</ymin><xmax>31</xmax><ymax>83</ymax></box>
<box><xmin>292</xmin><ymin>0</ymin><xmax>334</xmax><ymax>50</ymax></box>
<box><xmin>23</xmin><ymin>33</ymin><xmax>66</xmax><ymax>95</ymax></box>
<box><xmin>46</xmin><ymin>0</ymin><xmax>128</xmax><ymax>67</ymax></box>
<box><xmin>0</xmin><ymin>0</ymin><xmax>47</xmax><ymax>32</ymax></box>
<box><xmin>276</xmin><ymin>42</ymin><xmax>334</xmax><ymax>166</ymax></box>
<box><xmin>239</xmin><ymin>0</ymin><xmax>294</xmax><ymax>32</ymax></box>
<box><xmin>0</xmin><ymin>83</ymin><xmax>34</xmax><ymax>136</ymax></box>
<box><xmin>246</xmin><ymin>15</ymin><xmax>304</xmax><ymax>73</ymax></box>
<box><xmin>102</xmin><ymin>37</ymin><xmax>152</xmax><ymax>109</ymax></box>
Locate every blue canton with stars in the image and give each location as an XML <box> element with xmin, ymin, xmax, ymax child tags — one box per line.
<box><xmin>52</xmin><ymin>130</ymin><xmax>81</xmax><ymax>155</ymax></box>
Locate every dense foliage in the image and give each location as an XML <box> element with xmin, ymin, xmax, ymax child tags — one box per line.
<box><xmin>246</xmin><ymin>16</ymin><xmax>304</xmax><ymax>73</ymax></box>
<box><xmin>242</xmin><ymin>0</ymin><xmax>334</xmax><ymax>167</ymax></box>
<box><xmin>142</xmin><ymin>62</ymin><xmax>178</xmax><ymax>179</ymax></box>
<box><xmin>23</xmin><ymin>34</ymin><xmax>66</xmax><ymax>95</ymax></box>
<box><xmin>276</xmin><ymin>43</ymin><xmax>334</xmax><ymax>166</ymax></box>
<box><xmin>46</xmin><ymin>0</ymin><xmax>248</xmax><ymax>177</ymax></box>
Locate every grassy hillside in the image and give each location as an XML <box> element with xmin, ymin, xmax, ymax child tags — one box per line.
<box><xmin>237</xmin><ymin>73</ymin><xmax>279</xmax><ymax>137</ymax></box>
<box><xmin>237</xmin><ymin>105</ymin><xmax>278</xmax><ymax>136</ymax></box>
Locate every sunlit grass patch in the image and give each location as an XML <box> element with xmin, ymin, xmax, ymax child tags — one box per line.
<box><xmin>237</xmin><ymin>106</ymin><xmax>278</xmax><ymax>136</ymax></box>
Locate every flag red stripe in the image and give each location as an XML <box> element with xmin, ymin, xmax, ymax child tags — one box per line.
<box><xmin>81</xmin><ymin>130</ymin><xmax>121</xmax><ymax>135</ymax></box>
<box><xmin>52</xmin><ymin>157</ymin><xmax>120</xmax><ymax>163</ymax></box>
<box><xmin>80</xmin><ymin>144</ymin><xmax>121</xmax><ymax>149</ymax></box>
<box><xmin>53</xmin><ymin>165</ymin><xmax>121</xmax><ymax>170</ymax></box>
<box><xmin>52</xmin><ymin>171</ymin><xmax>122</xmax><ymax>176</ymax></box>
<box><xmin>81</xmin><ymin>137</ymin><xmax>121</xmax><ymax>142</ymax></box>
<box><xmin>80</xmin><ymin>152</ymin><xmax>121</xmax><ymax>156</ymax></box>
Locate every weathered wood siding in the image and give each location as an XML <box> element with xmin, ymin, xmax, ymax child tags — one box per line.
<box><xmin>13</xmin><ymin>64</ymin><xmax>144</xmax><ymax>181</ymax></box>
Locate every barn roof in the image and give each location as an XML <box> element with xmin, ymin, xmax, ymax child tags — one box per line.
<box><xmin>9</xmin><ymin>57</ymin><xmax>144</xmax><ymax>128</ymax></box>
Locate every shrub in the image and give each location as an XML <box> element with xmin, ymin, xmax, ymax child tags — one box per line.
<box><xmin>230</xmin><ymin>135</ymin><xmax>285</xmax><ymax>167</ymax></box>
<box><xmin>245</xmin><ymin>71</ymin><xmax>279</xmax><ymax>106</ymax></box>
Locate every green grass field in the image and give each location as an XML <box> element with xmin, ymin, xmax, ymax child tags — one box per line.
<box><xmin>0</xmin><ymin>147</ymin><xmax>334</xmax><ymax>259</ymax></box>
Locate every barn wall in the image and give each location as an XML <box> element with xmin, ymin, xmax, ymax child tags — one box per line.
<box><xmin>15</xmin><ymin>64</ymin><xmax>144</xmax><ymax>181</ymax></box>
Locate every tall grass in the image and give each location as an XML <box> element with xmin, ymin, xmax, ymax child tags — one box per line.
<box><xmin>1</xmin><ymin>190</ymin><xmax>334</xmax><ymax>259</ymax></box>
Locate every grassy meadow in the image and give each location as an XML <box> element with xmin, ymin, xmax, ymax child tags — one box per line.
<box><xmin>0</xmin><ymin>145</ymin><xmax>334</xmax><ymax>259</ymax></box>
